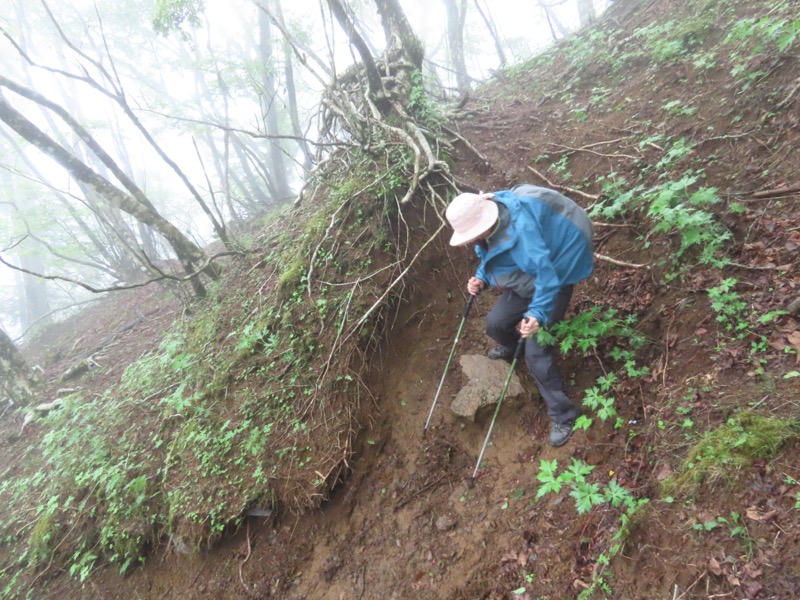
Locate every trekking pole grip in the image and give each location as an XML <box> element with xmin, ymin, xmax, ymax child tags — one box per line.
<box><xmin>514</xmin><ymin>335</ymin><xmax>526</xmax><ymax>359</ymax></box>
<box><xmin>463</xmin><ymin>294</ymin><xmax>476</xmax><ymax>319</ymax></box>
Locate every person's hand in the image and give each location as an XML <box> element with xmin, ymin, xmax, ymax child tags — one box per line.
<box><xmin>467</xmin><ymin>277</ymin><xmax>485</xmax><ymax>296</ymax></box>
<box><xmin>518</xmin><ymin>317</ymin><xmax>539</xmax><ymax>339</ymax></box>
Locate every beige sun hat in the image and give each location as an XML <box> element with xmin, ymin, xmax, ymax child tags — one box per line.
<box><xmin>445</xmin><ymin>193</ymin><xmax>499</xmax><ymax>246</ymax></box>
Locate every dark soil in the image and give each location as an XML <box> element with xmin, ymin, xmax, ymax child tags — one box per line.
<box><xmin>6</xmin><ymin>0</ymin><xmax>800</xmax><ymax>598</ymax></box>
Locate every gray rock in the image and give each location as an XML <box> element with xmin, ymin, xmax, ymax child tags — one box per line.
<box><xmin>435</xmin><ymin>515</ymin><xmax>457</xmax><ymax>531</ymax></box>
<box><xmin>450</xmin><ymin>354</ymin><xmax>524</xmax><ymax>420</ymax></box>
<box><xmin>787</xmin><ymin>296</ymin><xmax>800</xmax><ymax>316</ymax></box>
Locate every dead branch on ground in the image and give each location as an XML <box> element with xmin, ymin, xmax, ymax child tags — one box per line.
<box><xmin>748</xmin><ymin>184</ymin><xmax>800</xmax><ymax>199</ymax></box>
<box><xmin>443</xmin><ymin>124</ymin><xmax>492</xmax><ymax>166</ymax></box>
<box><xmin>525</xmin><ymin>165</ymin><xmax>600</xmax><ymax>202</ymax></box>
<box><xmin>594</xmin><ymin>252</ymin><xmax>648</xmax><ymax>269</ymax></box>
<box><xmin>547</xmin><ymin>141</ymin><xmax>639</xmax><ymax>161</ymax></box>
<box><xmin>237</xmin><ymin>522</ymin><xmax>257</xmax><ymax>598</ymax></box>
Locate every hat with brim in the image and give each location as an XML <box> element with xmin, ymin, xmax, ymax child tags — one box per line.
<box><xmin>445</xmin><ymin>193</ymin><xmax>499</xmax><ymax>246</ymax></box>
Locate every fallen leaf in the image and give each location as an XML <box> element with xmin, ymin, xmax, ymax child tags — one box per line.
<box><xmin>769</xmin><ymin>338</ymin><xmax>787</xmax><ymax>351</ymax></box>
<box><xmin>708</xmin><ymin>557</ymin><xmax>723</xmax><ymax>576</ymax></box>
<box><xmin>500</xmin><ymin>552</ymin><xmax>518</xmax><ymax>566</ymax></box>
<box><xmin>656</xmin><ymin>463</ymin><xmax>674</xmax><ymax>481</ymax></box>
<box><xmin>727</xmin><ymin>573</ymin><xmax>741</xmax><ymax>587</ymax></box>
<box><xmin>742</xmin><ymin>562</ymin><xmax>763</xmax><ymax>579</ymax></box>
<box><xmin>745</xmin><ymin>507</ymin><xmax>778</xmax><ymax>522</ymax></box>
<box><xmin>744</xmin><ymin>581</ymin><xmax>763</xmax><ymax>599</ymax></box>
<box><xmin>572</xmin><ymin>578</ymin><xmax>591</xmax><ymax>590</ymax></box>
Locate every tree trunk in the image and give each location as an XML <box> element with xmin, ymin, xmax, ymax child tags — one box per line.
<box><xmin>326</xmin><ymin>0</ymin><xmax>384</xmax><ymax>97</ymax></box>
<box><xmin>374</xmin><ymin>0</ymin><xmax>424</xmax><ymax>69</ymax></box>
<box><xmin>19</xmin><ymin>253</ymin><xmax>50</xmax><ymax>331</ymax></box>
<box><xmin>472</xmin><ymin>0</ymin><xmax>507</xmax><ymax>67</ymax></box>
<box><xmin>273</xmin><ymin>0</ymin><xmax>313</xmax><ymax>172</ymax></box>
<box><xmin>443</xmin><ymin>0</ymin><xmax>470</xmax><ymax>93</ymax></box>
<box><xmin>256</xmin><ymin>2</ymin><xmax>333</xmax><ymax>83</ymax></box>
<box><xmin>0</xmin><ymin>113</ymin><xmax>143</xmax><ymax>283</ymax></box>
<box><xmin>258</xmin><ymin>8</ymin><xmax>293</xmax><ymax>202</ymax></box>
<box><xmin>6</xmin><ymin>181</ymin><xmax>51</xmax><ymax>331</ymax></box>
<box><xmin>0</xmin><ymin>326</ymin><xmax>39</xmax><ymax>407</ymax></box>
<box><xmin>326</xmin><ymin>0</ymin><xmax>424</xmax><ymax>116</ymax></box>
<box><xmin>0</xmin><ymin>94</ymin><xmax>209</xmax><ymax>296</ymax></box>
<box><xmin>577</xmin><ymin>0</ymin><xmax>596</xmax><ymax>27</ymax></box>
<box><xmin>539</xmin><ymin>0</ymin><xmax>570</xmax><ymax>41</ymax></box>
<box><xmin>230</xmin><ymin>134</ymin><xmax>275</xmax><ymax>207</ymax></box>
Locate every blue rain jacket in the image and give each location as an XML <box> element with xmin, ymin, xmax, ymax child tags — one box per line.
<box><xmin>474</xmin><ymin>185</ymin><xmax>594</xmax><ymax>325</ymax></box>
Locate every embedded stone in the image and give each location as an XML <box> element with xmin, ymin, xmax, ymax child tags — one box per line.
<box><xmin>450</xmin><ymin>354</ymin><xmax>523</xmax><ymax>420</ymax></box>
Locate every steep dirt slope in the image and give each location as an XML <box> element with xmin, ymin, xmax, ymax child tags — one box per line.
<box><xmin>9</xmin><ymin>0</ymin><xmax>800</xmax><ymax>598</ymax></box>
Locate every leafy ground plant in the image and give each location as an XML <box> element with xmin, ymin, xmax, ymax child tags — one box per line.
<box><xmin>664</xmin><ymin>412</ymin><xmax>800</xmax><ymax>494</ymax></box>
<box><xmin>0</xmin><ymin>154</ymin><xmax>426</xmax><ymax>587</ymax></box>
<box><xmin>535</xmin><ymin>458</ymin><xmax>649</xmax><ymax>598</ymax></box>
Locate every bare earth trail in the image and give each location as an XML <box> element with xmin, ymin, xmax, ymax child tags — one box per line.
<box><xmin>84</xmin><ymin>248</ymin><xmax>612</xmax><ymax>600</ymax></box>
<box><xmin>70</xmin><ymin>172</ymin><xmax>642</xmax><ymax>598</ymax></box>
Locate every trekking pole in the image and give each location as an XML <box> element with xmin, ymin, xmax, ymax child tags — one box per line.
<box><xmin>470</xmin><ymin>335</ymin><xmax>526</xmax><ymax>484</ymax></box>
<box><xmin>423</xmin><ymin>294</ymin><xmax>476</xmax><ymax>435</ymax></box>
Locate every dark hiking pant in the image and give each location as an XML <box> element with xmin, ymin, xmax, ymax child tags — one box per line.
<box><xmin>485</xmin><ymin>287</ymin><xmax>578</xmax><ymax>426</ymax></box>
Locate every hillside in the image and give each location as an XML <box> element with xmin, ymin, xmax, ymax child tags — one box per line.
<box><xmin>3</xmin><ymin>0</ymin><xmax>800</xmax><ymax>598</ymax></box>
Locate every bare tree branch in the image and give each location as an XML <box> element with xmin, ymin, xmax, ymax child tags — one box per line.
<box><xmin>13</xmin><ymin>298</ymin><xmax>102</xmax><ymax>343</ymax></box>
<box><xmin>253</xmin><ymin>1</ymin><xmax>332</xmax><ymax>84</ymax></box>
<box><xmin>28</xmin><ymin>4</ymin><xmax>230</xmax><ymax>247</ymax></box>
<box><xmin>0</xmin><ymin>250</ymin><xmax>241</xmax><ymax>295</ymax></box>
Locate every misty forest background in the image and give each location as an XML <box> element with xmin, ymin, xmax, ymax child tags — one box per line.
<box><xmin>0</xmin><ymin>0</ymin><xmax>603</xmax><ymax>343</ymax></box>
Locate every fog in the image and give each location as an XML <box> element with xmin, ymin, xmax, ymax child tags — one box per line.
<box><xmin>0</xmin><ymin>0</ymin><xmax>609</xmax><ymax>340</ymax></box>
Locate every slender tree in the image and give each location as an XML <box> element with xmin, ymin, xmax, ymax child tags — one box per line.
<box><xmin>0</xmin><ymin>94</ymin><xmax>212</xmax><ymax>296</ymax></box>
<box><xmin>0</xmin><ymin>326</ymin><xmax>39</xmax><ymax>407</ymax></box>
<box><xmin>326</xmin><ymin>0</ymin><xmax>384</xmax><ymax>97</ymax></box>
<box><xmin>443</xmin><ymin>0</ymin><xmax>470</xmax><ymax>93</ymax></box>
<box><xmin>258</xmin><ymin>6</ymin><xmax>293</xmax><ymax>201</ymax></box>
<box><xmin>539</xmin><ymin>0</ymin><xmax>570</xmax><ymax>41</ymax></box>
<box><xmin>271</xmin><ymin>0</ymin><xmax>313</xmax><ymax>171</ymax></box>
<box><xmin>577</xmin><ymin>0</ymin><xmax>596</xmax><ymax>27</ymax></box>
<box><xmin>472</xmin><ymin>0</ymin><xmax>507</xmax><ymax>67</ymax></box>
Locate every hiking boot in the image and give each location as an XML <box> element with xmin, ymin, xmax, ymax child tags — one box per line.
<box><xmin>487</xmin><ymin>344</ymin><xmax>515</xmax><ymax>360</ymax></box>
<box><xmin>549</xmin><ymin>420</ymin><xmax>575</xmax><ymax>447</ymax></box>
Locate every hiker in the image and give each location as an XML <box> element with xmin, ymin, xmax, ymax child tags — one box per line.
<box><xmin>444</xmin><ymin>184</ymin><xmax>594</xmax><ymax>447</ymax></box>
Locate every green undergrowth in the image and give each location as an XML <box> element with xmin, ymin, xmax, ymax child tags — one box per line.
<box><xmin>664</xmin><ymin>412</ymin><xmax>800</xmax><ymax>495</ymax></box>
<box><xmin>0</xmin><ymin>144</ymin><xmax>435</xmax><ymax>591</ymax></box>
<box><xmin>499</xmin><ymin>1</ymin><xmax>800</xmax><ymax>597</ymax></box>
<box><xmin>509</xmin><ymin>0</ymin><xmax>799</xmax><ymax>279</ymax></box>
<box><xmin>533</xmin><ymin>457</ymin><xmax>650</xmax><ymax>599</ymax></box>
<box><xmin>538</xmin><ymin>305</ymin><xmax>650</xmax><ymax>433</ymax></box>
